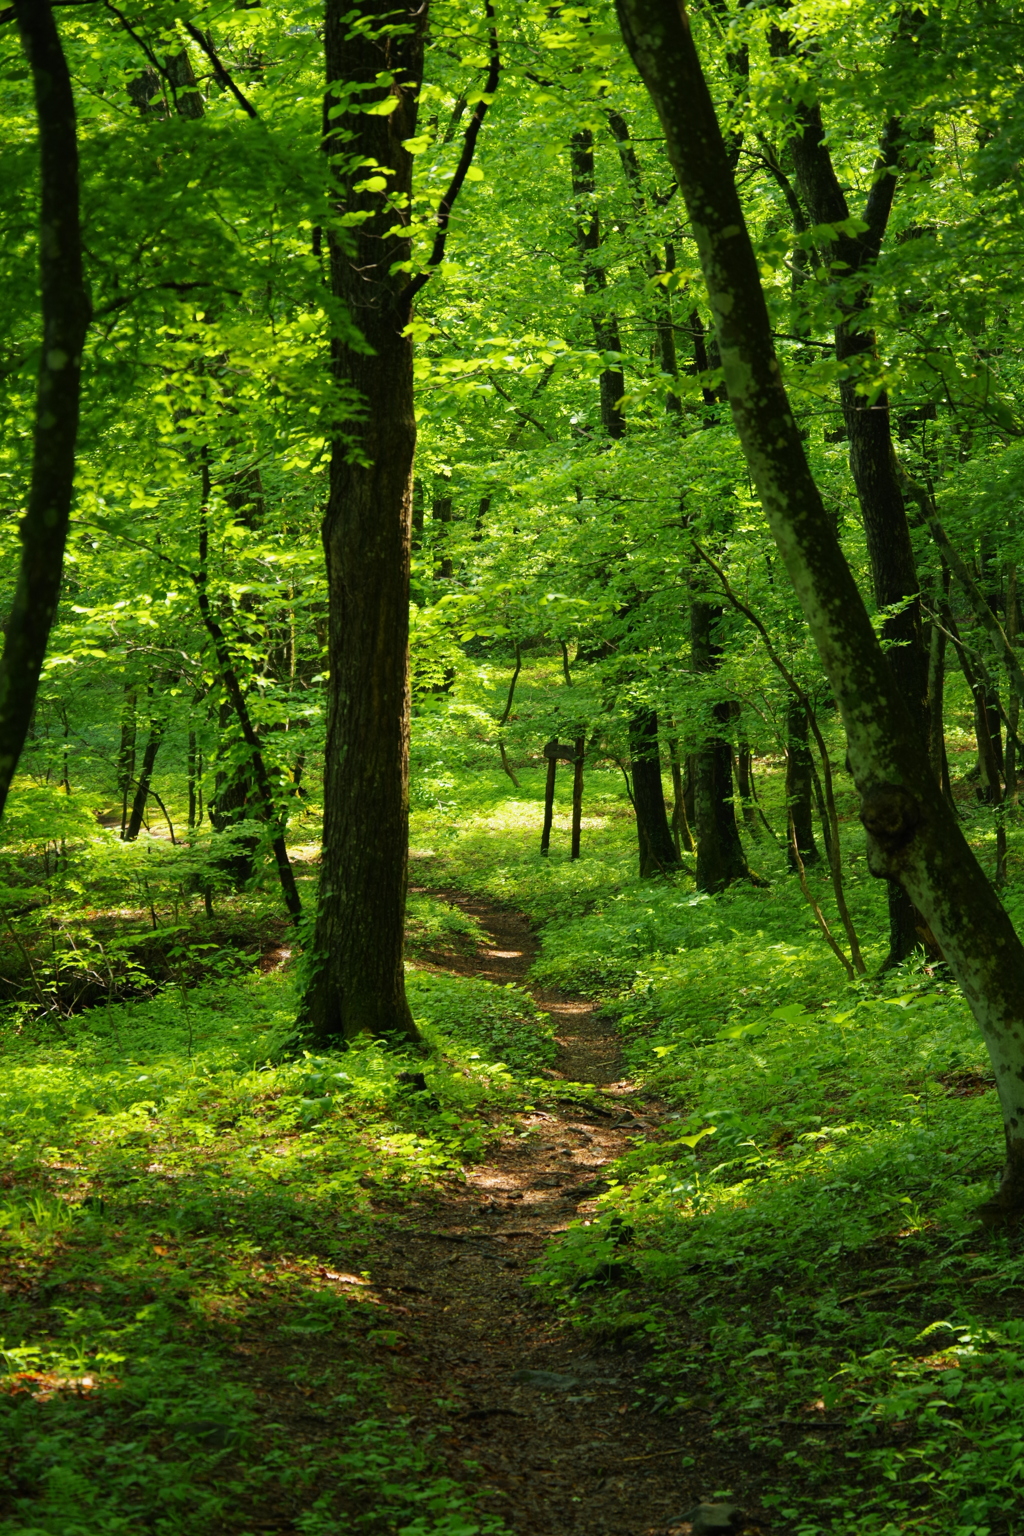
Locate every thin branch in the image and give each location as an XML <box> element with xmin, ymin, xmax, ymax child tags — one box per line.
<box><xmin>404</xmin><ymin>0</ymin><xmax>500</xmax><ymax>307</ymax></box>
<box><xmin>693</xmin><ymin>540</ymin><xmax>865</xmax><ymax>973</ymax></box>
<box><xmin>102</xmin><ymin>0</ymin><xmax>172</xmax><ymax>85</ymax></box>
<box><xmin>789</xmin><ymin>810</ymin><xmax>855</xmax><ymax>980</ymax></box>
<box><xmin>182</xmin><ymin>20</ymin><xmax>258</xmax><ymax>119</ymax></box>
<box><xmin>489</xmin><ymin>378</ymin><xmax>554</xmax><ymax>439</ymax></box>
<box><xmin>497</xmin><ymin>640</ymin><xmax>521</xmax><ymax>726</ymax></box>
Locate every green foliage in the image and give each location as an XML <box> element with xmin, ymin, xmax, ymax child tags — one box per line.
<box><xmin>0</xmin><ymin>950</ymin><xmax>528</xmax><ymax>1533</ymax></box>
<box><xmin>408</xmin><ymin>969</ymin><xmax>556</xmax><ymax>1076</ymax></box>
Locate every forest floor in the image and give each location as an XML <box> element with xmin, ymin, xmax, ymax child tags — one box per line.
<box><xmin>4</xmin><ymin>765</ymin><xmax>1024</xmax><ymax>1535</ymax></box>
<box><xmin>379</xmin><ymin>886</ymin><xmax>764</xmax><ymax>1536</ymax></box>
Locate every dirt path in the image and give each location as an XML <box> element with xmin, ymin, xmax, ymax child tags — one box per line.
<box><xmin>366</xmin><ymin>890</ymin><xmax>762</xmax><ymax>1536</ymax></box>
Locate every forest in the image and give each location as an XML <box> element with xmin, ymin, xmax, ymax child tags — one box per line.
<box><xmin>3</xmin><ymin>0</ymin><xmax>1024</xmax><ymax>1532</ymax></box>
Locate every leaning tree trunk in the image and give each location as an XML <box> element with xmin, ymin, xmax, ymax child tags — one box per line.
<box><xmin>0</xmin><ymin>1</ymin><xmax>91</xmax><ymax>820</ymax></box>
<box><xmin>617</xmin><ymin>0</ymin><xmax>1024</xmax><ymax>1215</ymax></box>
<box><xmin>628</xmin><ymin>710</ymin><xmax>681</xmax><ymax>876</ymax></box>
<box><xmin>301</xmin><ymin>0</ymin><xmax>428</xmax><ymax>1045</ymax></box>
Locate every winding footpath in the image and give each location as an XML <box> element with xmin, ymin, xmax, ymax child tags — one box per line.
<box><xmin>367</xmin><ymin>892</ymin><xmax>762</xmax><ymax>1536</ymax></box>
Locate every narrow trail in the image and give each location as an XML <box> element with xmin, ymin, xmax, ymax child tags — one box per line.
<box><xmin>364</xmin><ymin>889</ymin><xmax>762</xmax><ymax>1536</ymax></box>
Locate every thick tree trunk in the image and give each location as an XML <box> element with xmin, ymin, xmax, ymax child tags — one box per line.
<box><xmin>0</xmin><ymin>2</ymin><xmax>91</xmax><ymax>820</ymax></box>
<box><xmin>691</xmin><ymin>599</ymin><xmax>749</xmax><ymax>892</ymax></box>
<box><xmin>302</xmin><ymin>0</ymin><xmax>427</xmax><ymax>1045</ymax></box>
<box><xmin>617</xmin><ymin>0</ymin><xmax>1024</xmax><ymax>1213</ymax></box>
<box><xmin>786</xmin><ymin>698</ymin><xmax>819</xmax><ymax>868</ymax></box>
<box><xmin>628</xmin><ymin>711</ymin><xmax>681</xmax><ymax>877</ymax></box>
<box><xmin>784</xmin><ymin>87</ymin><xmax>930</xmax><ymax>967</ymax></box>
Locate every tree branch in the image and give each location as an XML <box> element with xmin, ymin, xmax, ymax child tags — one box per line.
<box><xmin>404</xmin><ymin>0</ymin><xmax>500</xmax><ymax>307</ymax></box>
<box><xmin>182</xmin><ymin>20</ymin><xmax>258</xmax><ymax>119</ymax></box>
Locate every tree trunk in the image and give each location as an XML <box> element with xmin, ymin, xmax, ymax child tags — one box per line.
<box><xmin>782</xmin><ymin>81</ymin><xmax>931</xmax><ymax>968</ymax></box>
<box><xmin>124</xmin><ymin>712</ymin><xmax>166</xmax><ymax>841</ymax></box>
<box><xmin>540</xmin><ymin>750</ymin><xmax>557</xmax><ymax>857</ymax></box>
<box><xmin>786</xmin><ymin>698</ymin><xmax>820</xmax><ymax>868</ymax></box>
<box><xmin>571</xmin><ymin>736</ymin><xmax>585</xmax><ymax>861</ymax></box>
<box><xmin>629</xmin><ymin>710</ymin><xmax>681</xmax><ymax>877</ymax></box>
<box><xmin>570</xmin><ymin>128</ymin><xmax>626</xmax><ymax>439</ymax></box>
<box><xmin>667</xmin><ymin>731</ymin><xmax>695</xmax><ymax>853</ymax></box>
<box><xmin>0</xmin><ymin>2</ymin><xmax>91</xmax><ymax>820</ymax></box>
<box><xmin>733</xmin><ymin>710</ymin><xmax>761</xmax><ymax>837</ymax></box>
<box><xmin>617</xmin><ymin>0</ymin><xmax>1024</xmax><ymax>1213</ymax></box>
<box><xmin>1006</xmin><ymin>565</ymin><xmax>1019</xmax><ymax>808</ymax></box>
<box><xmin>433</xmin><ymin>490</ymin><xmax>454</xmax><ymax>579</ymax></box>
<box><xmin>691</xmin><ymin>599</ymin><xmax>749</xmax><ymax>892</ymax></box>
<box><xmin>117</xmin><ymin>688</ymin><xmax>137</xmax><ymax>837</ymax></box>
<box><xmin>302</xmin><ymin>0</ymin><xmax>428</xmax><ymax>1045</ymax></box>
<box><xmin>927</xmin><ymin>564</ymin><xmax>951</xmax><ymax>798</ymax></box>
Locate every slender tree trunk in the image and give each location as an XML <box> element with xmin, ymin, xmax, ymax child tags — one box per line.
<box><xmin>433</xmin><ymin>490</ymin><xmax>454</xmax><ymax>579</ymax></box>
<box><xmin>570</xmin><ymin>128</ymin><xmax>626</xmax><ymax>439</ymax></box>
<box><xmin>0</xmin><ymin>1</ymin><xmax>91</xmax><ymax>820</ymax></box>
<box><xmin>927</xmin><ymin>564</ymin><xmax>951</xmax><ymax>798</ymax></box>
<box><xmin>302</xmin><ymin>0</ymin><xmax>430</xmax><ymax>1045</ymax></box>
<box><xmin>117</xmin><ymin>687</ymin><xmax>137</xmax><ymax>837</ymax></box>
<box><xmin>667</xmin><ymin>731</ymin><xmax>695</xmax><ymax>853</ymax></box>
<box><xmin>1006</xmin><ymin>565</ymin><xmax>1019</xmax><ymax>809</ymax></box>
<box><xmin>617</xmin><ymin>0</ymin><xmax>1024</xmax><ymax>1213</ymax></box>
<box><xmin>192</xmin><ymin>466</ymin><xmax>302</xmax><ymax>921</ymax></box>
<box><xmin>629</xmin><ymin>710</ymin><xmax>681</xmax><ymax>876</ymax></box>
<box><xmin>187</xmin><ymin>730</ymin><xmax>198</xmax><ymax>830</ymax></box>
<box><xmin>782</xmin><ymin>78</ymin><xmax>931</xmax><ymax>968</ymax></box>
<box><xmin>124</xmin><ymin>712</ymin><xmax>167</xmax><ymax>842</ymax></box>
<box><xmin>691</xmin><ymin>599</ymin><xmax>749</xmax><ymax>891</ymax></box>
<box><xmin>733</xmin><ymin>713</ymin><xmax>761</xmax><ymax>837</ymax></box>
<box><xmin>541</xmin><ymin>750</ymin><xmax>557</xmax><ymax>856</ymax></box>
<box><xmin>571</xmin><ymin>736</ymin><xmax>585</xmax><ymax>861</ymax></box>
<box><xmin>786</xmin><ymin>697</ymin><xmax>819</xmax><ymax>868</ymax></box>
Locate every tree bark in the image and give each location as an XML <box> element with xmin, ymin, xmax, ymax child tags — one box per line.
<box><xmin>0</xmin><ymin>1</ymin><xmax>91</xmax><ymax>820</ymax></box>
<box><xmin>629</xmin><ymin>710</ymin><xmax>681</xmax><ymax>876</ymax></box>
<box><xmin>616</xmin><ymin>0</ymin><xmax>1024</xmax><ymax>1214</ymax></box>
<box><xmin>124</xmin><ymin>709</ymin><xmax>167</xmax><ymax>842</ymax></box>
<box><xmin>691</xmin><ymin>599</ymin><xmax>749</xmax><ymax>891</ymax></box>
<box><xmin>786</xmin><ymin>698</ymin><xmax>820</xmax><ymax>868</ymax></box>
<box><xmin>117</xmin><ymin>687</ymin><xmax>137</xmax><ymax>837</ymax></box>
<box><xmin>570</xmin><ymin>128</ymin><xmax>626</xmax><ymax>439</ymax></box>
<box><xmin>782</xmin><ymin>77</ymin><xmax>929</xmax><ymax>967</ymax></box>
<box><xmin>302</xmin><ymin>0</ymin><xmax>428</xmax><ymax>1044</ymax></box>
<box><xmin>571</xmin><ymin>736</ymin><xmax>585</xmax><ymax>861</ymax></box>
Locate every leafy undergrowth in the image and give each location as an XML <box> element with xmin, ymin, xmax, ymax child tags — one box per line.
<box><xmin>529</xmin><ymin>910</ymin><xmax>1024</xmax><ymax>1535</ymax></box>
<box><xmin>0</xmin><ymin>965</ymin><xmax>551</xmax><ymax>1536</ymax></box>
<box><xmin>413</xmin><ymin>761</ymin><xmax>1024</xmax><ymax>1536</ymax></box>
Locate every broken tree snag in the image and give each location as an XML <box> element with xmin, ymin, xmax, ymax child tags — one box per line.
<box><xmin>541</xmin><ymin>741</ymin><xmax>577</xmax><ymax>856</ymax></box>
<box><xmin>615</xmin><ymin>0</ymin><xmax>1024</xmax><ymax>1215</ymax></box>
<box><xmin>541</xmin><ymin>743</ymin><xmax>558</xmax><ymax>856</ymax></box>
<box><xmin>571</xmin><ymin>736</ymin><xmax>585</xmax><ymax>860</ymax></box>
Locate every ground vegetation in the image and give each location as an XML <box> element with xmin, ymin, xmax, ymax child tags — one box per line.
<box><xmin>4</xmin><ymin>1</ymin><xmax>1024</xmax><ymax>1531</ymax></box>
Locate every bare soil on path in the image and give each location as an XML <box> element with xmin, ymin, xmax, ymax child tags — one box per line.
<box><xmin>366</xmin><ymin>888</ymin><xmax>767</xmax><ymax>1536</ymax></box>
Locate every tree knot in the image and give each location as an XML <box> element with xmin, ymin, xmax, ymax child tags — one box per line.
<box><xmin>860</xmin><ymin>782</ymin><xmax>921</xmax><ymax>848</ymax></box>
